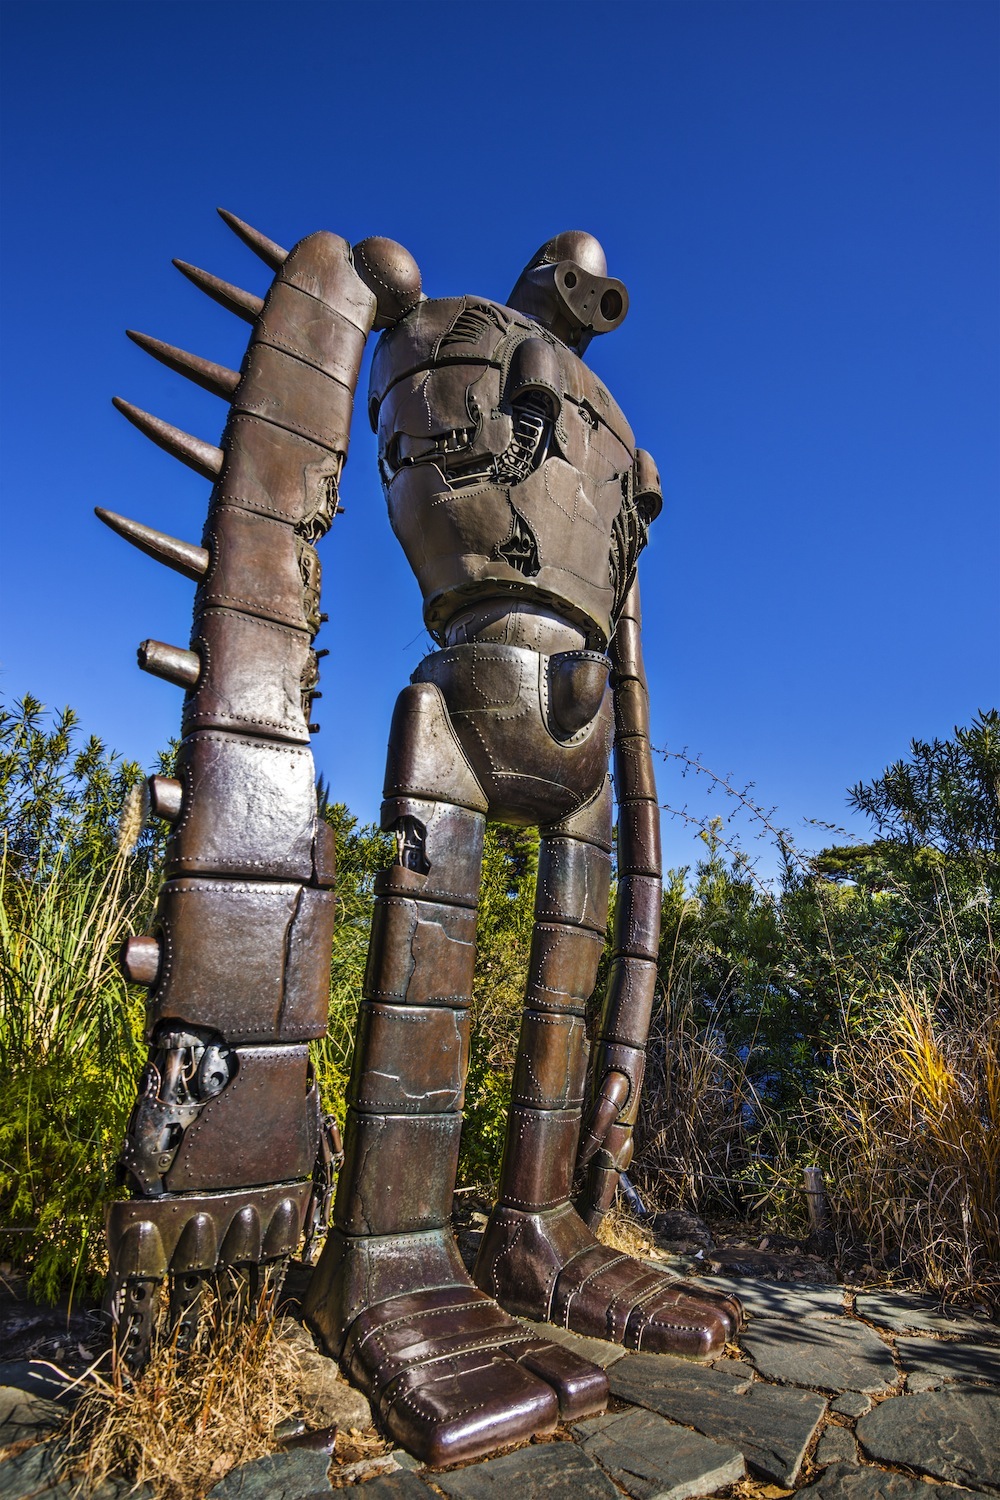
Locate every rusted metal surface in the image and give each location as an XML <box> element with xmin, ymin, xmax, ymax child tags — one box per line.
<box><xmin>104</xmin><ymin>218</ymin><xmax>743</xmax><ymax>1466</ymax></box>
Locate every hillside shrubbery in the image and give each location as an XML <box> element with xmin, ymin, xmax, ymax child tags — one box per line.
<box><xmin>1</xmin><ymin>695</ymin><xmax>997</xmax><ymax>1310</ymax></box>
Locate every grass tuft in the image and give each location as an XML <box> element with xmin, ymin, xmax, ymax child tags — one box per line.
<box><xmin>60</xmin><ymin>1292</ymin><xmax>301</xmax><ymax>1499</ymax></box>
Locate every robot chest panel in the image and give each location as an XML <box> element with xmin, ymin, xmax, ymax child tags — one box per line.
<box><xmin>370</xmin><ymin>299</ymin><xmax>638</xmax><ymax>642</ymax></box>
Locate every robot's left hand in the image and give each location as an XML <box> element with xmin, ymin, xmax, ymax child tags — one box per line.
<box><xmin>575</xmin><ymin>1068</ymin><xmax>630</xmax><ymax>1171</ymax></box>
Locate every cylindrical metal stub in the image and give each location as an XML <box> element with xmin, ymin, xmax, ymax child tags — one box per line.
<box><xmin>121</xmin><ymin>935</ymin><xmax>162</xmax><ymax>986</ymax></box>
<box><xmin>138</xmin><ymin>639</ymin><xmax>201</xmax><ymax>689</ymax></box>
<box><xmin>148</xmin><ymin>775</ymin><xmax>183</xmax><ymax>822</ymax></box>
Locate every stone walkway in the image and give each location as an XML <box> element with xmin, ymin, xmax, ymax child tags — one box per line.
<box><xmin>2</xmin><ymin>1277</ymin><xmax>998</xmax><ymax>1499</ymax></box>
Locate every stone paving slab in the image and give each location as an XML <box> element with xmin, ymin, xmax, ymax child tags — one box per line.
<box><xmin>0</xmin><ymin>1442</ymin><xmax>66</xmax><ymax>1500</ymax></box>
<box><xmin>572</xmin><ymin>1406</ymin><xmax>744</xmax><ymax>1500</ymax></box>
<box><xmin>894</xmin><ymin>1335</ymin><xmax>1000</xmax><ymax>1386</ymax></box>
<box><xmin>0</xmin><ymin>1389</ymin><xmax>66</xmax><ymax>1448</ymax></box>
<box><xmin>905</xmin><ymin>1372</ymin><xmax>944</xmax><ymax>1394</ymax></box>
<box><xmin>795</xmin><ymin>1461</ymin><xmax>988</xmax><ymax>1498</ymax></box>
<box><xmin>813</xmin><ymin>1425</ymin><xmax>859</xmax><ymax>1467</ymax></box>
<box><xmin>857</xmin><ymin>1386</ymin><xmax>1000</xmax><ymax>1489</ymax></box>
<box><xmin>352</xmin><ymin>1473</ymin><xmax>433</xmax><ymax>1498</ymax></box>
<box><xmin>0</xmin><ymin>1441</ymin><xmax>151</xmax><ymax>1500</ymax></box>
<box><xmin>831</xmin><ymin>1392</ymin><xmax>872</xmax><ymax>1418</ymax></box>
<box><xmin>431</xmin><ymin>1441</ymin><xmax>620</xmax><ymax>1499</ymax></box>
<box><xmin>854</xmin><ymin>1293</ymin><xmax>1000</xmax><ymax>1341</ymax></box>
<box><xmin>697</xmin><ymin>1277</ymin><xmax>847</xmax><ymax>1320</ymax></box>
<box><xmin>517</xmin><ymin>1319</ymin><xmax>628</xmax><ymax>1368</ymax></box>
<box><xmin>608</xmin><ymin>1350</ymin><xmax>826</xmax><ymax>1486</ymax></box>
<box><xmin>206</xmin><ymin>1445</ymin><xmax>333</xmax><ymax>1497</ymax></box>
<box><xmin>740</xmin><ymin>1315</ymin><xmax>898</xmax><ymax>1394</ymax></box>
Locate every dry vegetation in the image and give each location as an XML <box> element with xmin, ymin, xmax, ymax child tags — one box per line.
<box><xmin>59</xmin><ymin>1294</ymin><xmax>301</xmax><ymax>1499</ymax></box>
<box><xmin>820</xmin><ymin>970</ymin><xmax>1000</xmax><ymax>1304</ymax></box>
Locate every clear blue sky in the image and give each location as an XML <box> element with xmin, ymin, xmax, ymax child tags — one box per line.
<box><xmin>1</xmin><ymin>0</ymin><xmax>997</xmax><ymax>880</ymax></box>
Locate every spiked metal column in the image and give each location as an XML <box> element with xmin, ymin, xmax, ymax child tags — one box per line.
<box><xmin>104</xmin><ymin>214</ymin><xmax>386</xmax><ymax>1362</ymax></box>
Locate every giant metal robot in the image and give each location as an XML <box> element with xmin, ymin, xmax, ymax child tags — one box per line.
<box><xmin>101</xmin><ymin>215</ymin><xmax>743</xmax><ymax>1465</ymax></box>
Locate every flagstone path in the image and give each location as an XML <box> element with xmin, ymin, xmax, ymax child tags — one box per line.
<box><xmin>2</xmin><ymin>1275</ymin><xmax>998</xmax><ymax>1499</ymax></box>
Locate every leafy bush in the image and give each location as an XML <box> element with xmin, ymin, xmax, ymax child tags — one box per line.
<box><xmin>4</xmin><ymin>692</ymin><xmax>997</xmax><ymax>1313</ymax></box>
<box><xmin>0</xmin><ymin>697</ymin><xmax>158</xmax><ymax>1300</ymax></box>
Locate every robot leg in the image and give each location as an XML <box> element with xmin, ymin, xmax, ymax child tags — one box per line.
<box><xmin>474</xmin><ymin>788</ymin><xmax>742</xmax><ymax>1356</ymax></box>
<box><xmin>304</xmin><ymin>683</ymin><xmax>606</xmax><ymax>1465</ymax></box>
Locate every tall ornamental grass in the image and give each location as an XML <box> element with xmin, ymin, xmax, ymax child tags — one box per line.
<box><xmin>0</xmin><ymin>826</ymin><xmax>153</xmax><ymax>1302</ymax></box>
<box><xmin>819</xmin><ymin>936</ymin><xmax>1000</xmax><ymax>1307</ymax></box>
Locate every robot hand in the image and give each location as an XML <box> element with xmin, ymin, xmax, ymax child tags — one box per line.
<box><xmin>575</xmin><ymin>1043</ymin><xmax>645</xmax><ymax>1227</ymax></box>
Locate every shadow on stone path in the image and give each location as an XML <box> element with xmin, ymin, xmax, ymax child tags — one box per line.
<box><xmin>2</xmin><ymin>1276</ymin><xmax>998</xmax><ymax>1500</ymax></box>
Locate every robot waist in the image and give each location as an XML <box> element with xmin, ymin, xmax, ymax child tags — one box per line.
<box><xmin>411</xmin><ymin>642</ymin><xmax>610</xmax><ymax>745</ymax></box>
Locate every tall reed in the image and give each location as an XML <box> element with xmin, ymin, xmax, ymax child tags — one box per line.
<box><xmin>0</xmin><ymin>833</ymin><xmax>153</xmax><ymax>1301</ymax></box>
<box><xmin>817</xmin><ymin>937</ymin><xmax>1000</xmax><ymax>1308</ymax></box>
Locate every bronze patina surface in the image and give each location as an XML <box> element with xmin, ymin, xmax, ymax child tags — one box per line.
<box><xmin>104</xmin><ymin>216</ymin><xmax>743</xmax><ymax>1464</ymax></box>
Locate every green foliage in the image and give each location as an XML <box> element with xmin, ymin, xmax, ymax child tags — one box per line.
<box><xmin>310</xmin><ymin>800</ymin><xmax>391</xmax><ymax>1123</ymax></box>
<box><xmin>5</xmin><ymin>691</ymin><xmax>997</xmax><ymax>1310</ymax></box>
<box><xmin>0</xmin><ymin>695</ymin><xmax>159</xmax><ymax>1299</ymax></box>
<box><xmin>0</xmin><ymin>694</ymin><xmax>171</xmax><ymax>879</ymax></box>
<box><xmin>848</xmin><ymin>708</ymin><xmax>1000</xmax><ymax>863</ymax></box>
<box><xmin>459</xmin><ymin>824</ymin><xmax>539</xmax><ymax>1187</ymax></box>
<box><xmin>638</xmin><ymin>716</ymin><xmax>1000</xmax><ymax>1304</ymax></box>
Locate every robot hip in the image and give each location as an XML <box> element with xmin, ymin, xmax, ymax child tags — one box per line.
<box><xmin>411</xmin><ymin>643</ymin><xmax>612</xmax><ymax>827</ymax></box>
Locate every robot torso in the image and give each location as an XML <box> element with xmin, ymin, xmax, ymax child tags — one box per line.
<box><xmin>368</xmin><ymin>296</ymin><xmax>657</xmax><ymax>650</ymax></box>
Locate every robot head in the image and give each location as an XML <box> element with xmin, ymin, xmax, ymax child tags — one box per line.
<box><xmin>507</xmin><ymin>232</ymin><xmax>629</xmax><ymax>354</ymax></box>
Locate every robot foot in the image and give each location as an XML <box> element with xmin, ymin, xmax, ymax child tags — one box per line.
<box><xmin>304</xmin><ymin>1228</ymin><xmax>607</xmax><ymax>1465</ymax></box>
<box><xmin>474</xmin><ymin>1202</ymin><xmax>744</xmax><ymax>1358</ymax></box>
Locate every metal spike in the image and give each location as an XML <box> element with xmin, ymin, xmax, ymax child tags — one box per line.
<box><xmin>137</xmin><ymin>639</ymin><xmax>202</xmax><ymax>689</ymax></box>
<box><xmin>94</xmin><ymin>507</ymin><xmax>209</xmax><ymax>581</ymax></box>
<box><xmin>172</xmin><ymin>259</ymin><xmax>263</xmax><ymax>322</ymax></box>
<box><xmin>126</xmin><ymin>330</ymin><xmax>240</xmax><ymax>399</ymax></box>
<box><xmin>217</xmin><ymin>208</ymin><xmax>288</xmax><ymax>270</ymax></box>
<box><xmin>112</xmin><ymin>398</ymin><xmax>223</xmax><ymax>480</ymax></box>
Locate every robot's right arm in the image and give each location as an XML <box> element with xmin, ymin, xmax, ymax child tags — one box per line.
<box><xmin>102</xmin><ymin>214</ymin><xmax>420</xmax><ymax>1363</ymax></box>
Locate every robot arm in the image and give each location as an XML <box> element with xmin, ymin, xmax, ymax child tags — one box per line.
<box><xmin>102</xmin><ymin>213</ymin><xmax>421</xmax><ymax>1362</ymax></box>
<box><xmin>576</xmin><ymin>560</ymin><xmax>663</xmax><ymax>1228</ymax></box>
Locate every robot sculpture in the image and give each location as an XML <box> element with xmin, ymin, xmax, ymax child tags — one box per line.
<box><xmin>102</xmin><ymin>215</ymin><xmax>743</xmax><ymax>1465</ymax></box>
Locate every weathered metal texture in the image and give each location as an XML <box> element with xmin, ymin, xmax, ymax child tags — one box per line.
<box><xmin>334</xmin><ymin>1113</ymin><xmax>464</xmax><ymax>1235</ymax></box>
<box><xmin>147</xmin><ymin>879</ymin><xmax>336</xmax><ymax>1043</ymax></box>
<box><xmin>348</xmin><ymin>1002</ymin><xmax>471</xmax><ymax>1114</ymax></box>
<box><xmin>106</xmin><ymin>1182</ymin><xmax>312</xmax><ymax>1277</ymax></box>
<box><xmin>161</xmin><ymin>732</ymin><xmax>330</xmax><ymax>883</ymax></box>
<box><xmin>318</xmin><ymin>234</ymin><xmax>741</xmax><ymax>1461</ymax></box>
<box><xmin>185</xmin><ymin>609</ymin><xmax>317</xmax><ymax>742</ymax></box>
<box><xmin>105</xmin><ymin>219</ymin><xmax>389</xmax><ymax>1364</ymax></box>
<box><xmin>107</xmin><ymin>221</ymin><xmax>744</xmax><ymax>1459</ymax></box>
<box><xmin>162</xmin><ymin>1044</ymin><xmax>319</xmax><ymax>1189</ymax></box>
<box><xmin>412</xmin><ymin>644</ymin><xmax>613</xmax><ymax>827</ymax></box>
<box><xmin>371</xmin><ymin>293</ymin><xmax>639</xmax><ymax>648</ymax></box>
<box><xmin>576</xmin><ymin>576</ymin><xmax>665</xmax><ymax>1222</ymax></box>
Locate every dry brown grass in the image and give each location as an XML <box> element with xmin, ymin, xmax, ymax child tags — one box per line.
<box><xmin>820</xmin><ymin>972</ymin><xmax>1000</xmax><ymax>1311</ymax></box>
<box><xmin>59</xmin><ymin>1293</ymin><xmax>302</xmax><ymax>1499</ymax></box>
<box><xmin>633</xmin><ymin>987</ymin><xmax>762</xmax><ymax>1219</ymax></box>
<box><xmin>596</xmin><ymin>1204</ymin><xmax>656</xmax><ymax>1260</ymax></box>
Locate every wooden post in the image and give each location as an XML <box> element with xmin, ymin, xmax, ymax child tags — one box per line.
<box><xmin>803</xmin><ymin>1165</ymin><xmax>829</xmax><ymax>1237</ymax></box>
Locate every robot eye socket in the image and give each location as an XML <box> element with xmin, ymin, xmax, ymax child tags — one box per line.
<box><xmin>563</xmin><ymin>271</ymin><xmax>578</xmax><ymax>289</ymax></box>
<box><xmin>600</xmin><ymin>289</ymin><xmax>623</xmax><ymax>322</ymax></box>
